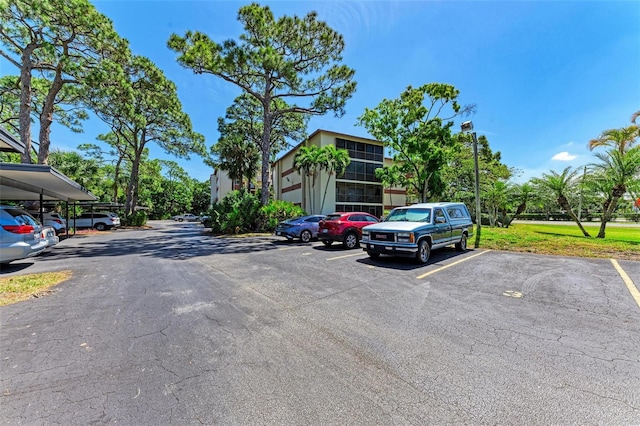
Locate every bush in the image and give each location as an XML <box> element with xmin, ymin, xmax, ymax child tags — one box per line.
<box><xmin>205</xmin><ymin>193</ymin><xmax>306</xmax><ymax>234</ymax></box>
<box><xmin>123</xmin><ymin>211</ymin><xmax>148</xmax><ymax>226</ymax></box>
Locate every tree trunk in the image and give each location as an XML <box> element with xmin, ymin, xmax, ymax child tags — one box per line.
<box><xmin>558</xmin><ymin>196</ymin><xmax>590</xmax><ymax>237</ymax></box>
<box><xmin>19</xmin><ymin>45</ymin><xmax>37</xmax><ymax>164</ymax></box>
<box><xmin>320</xmin><ymin>170</ymin><xmax>334</xmax><ymax>214</ymax></box>
<box><xmin>597</xmin><ymin>188</ymin><xmax>624</xmax><ymax>239</ymax></box>
<box><xmin>38</xmin><ymin>65</ymin><xmax>64</xmax><ymax>164</ymax></box>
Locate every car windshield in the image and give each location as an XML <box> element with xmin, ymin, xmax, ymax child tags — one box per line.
<box><xmin>384</xmin><ymin>208</ymin><xmax>431</xmax><ymax>222</ymax></box>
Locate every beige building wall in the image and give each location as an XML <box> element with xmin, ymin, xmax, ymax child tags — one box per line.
<box><xmin>272</xmin><ymin>129</ymin><xmax>388</xmax><ymax>217</ymax></box>
<box><xmin>382</xmin><ymin>157</ymin><xmax>409</xmax><ymax>213</ymax></box>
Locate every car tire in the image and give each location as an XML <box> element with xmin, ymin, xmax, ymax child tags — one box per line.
<box><xmin>455</xmin><ymin>234</ymin><xmax>468</xmax><ymax>252</ymax></box>
<box><xmin>343</xmin><ymin>232</ymin><xmax>358</xmax><ymax>249</ymax></box>
<box><xmin>300</xmin><ymin>230</ymin><xmax>312</xmax><ymax>243</ymax></box>
<box><xmin>415</xmin><ymin>239</ymin><xmax>431</xmax><ymax>264</ymax></box>
<box><xmin>367</xmin><ymin>251</ymin><xmax>380</xmax><ymax>259</ymax></box>
<box><xmin>321</xmin><ymin>240</ymin><xmax>333</xmax><ymax>247</ymax></box>
<box><xmin>95</xmin><ymin>223</ymin><xmax>106</xmax><ymax>231</ymax></box>
<box><xmin>178</xmin><ymin>218</ymin><xmax>184</xmax><ymax>222</ymax></box>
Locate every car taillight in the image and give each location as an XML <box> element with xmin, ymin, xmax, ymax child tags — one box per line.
<box><xmin>3</xmin><ymin>225</ymin><xmax>35</xmax><ymax>234</ymax></box>
<box><xmin>53</xmin><ymin>219</ymin><xmax>63</xmax><ymax>224</ymax></box>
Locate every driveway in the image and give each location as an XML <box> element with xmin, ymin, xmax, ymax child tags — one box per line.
<box><xmin>1</xmin><ymin>220</ymin><xmax>639</xmax><ymax>424</ymax></box>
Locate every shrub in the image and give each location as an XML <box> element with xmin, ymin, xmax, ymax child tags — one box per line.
<box><xmin>258</xmin><ymin>200</ymin><xmax>306</xmax><ymax>232</ymax></box>
<box><xmin>123</xmin><ymin>211</ymin><xmax>148</xmax><ymax>226</ymax></box>
<box><xmin>205</xmin><ymin>194</ymin><xmax>306</xmax><ymax>234</ymax></box>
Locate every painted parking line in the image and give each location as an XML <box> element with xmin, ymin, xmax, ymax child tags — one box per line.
<box><xmin>327</xmin><ymin>252</ymin><xmax>366</xmax><ymax>261</ymax></box>
<box><xmin>416</xmin><ymin>250</ymin><xmax>490</xmax><ymax>280</ymax></box>
<box><xmin>611</xmin><ymin>259</ymin><xmax>640</xmax><ymax>308</ymax></box>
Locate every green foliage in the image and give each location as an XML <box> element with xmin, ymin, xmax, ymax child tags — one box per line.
<box><xmin>0</xmin><ymin>0</ymin><xmax>128</xmax><ymax>163</ymax></box>
<box><xmin>205</xmin><ymin>192</ymin><xmax>304</xmax><ymax>234</ymax></box>
<box><xmin>85</xmin><ymin>55</ymin><xmax>206</xmax><ymax>215</ymax></box>
<box><xmin>259</xmin><ymin>200</ymin><xmax>306</xmax><ymax>231</ymax></box>
<box><xmin>168</xmin><ymin>3</ymin><xmax>356</xmax><ymax>205</ymax></box>
<box><xmin>207</xmin><ymin>190</ymin><xmax>262</xmax><ymax>234</ymax></box>
<box><xmin>122</xmin><ymin>210</ymin><xmax>148</xmax><ymax>227</ymax></box>
<box><xmin>357</xmin><ymin>83</ymin><xmax>475</xmax><ymax>202</ymax></box>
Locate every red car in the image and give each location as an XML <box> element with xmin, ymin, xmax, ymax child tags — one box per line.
<box><xmin>318</xmin><ymin>212</ymin><xmax>380</xmax><ymax>249</ymax></box>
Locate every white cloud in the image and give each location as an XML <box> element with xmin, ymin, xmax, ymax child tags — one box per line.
<box><xmin>552</xmin><ymin>151</ymin><xmax>577</xmax><ymax>161</ymax></box>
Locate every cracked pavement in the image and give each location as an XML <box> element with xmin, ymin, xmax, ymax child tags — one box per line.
<box><xmin>1</xmin><ymin>220</ymin><xmax>639</xmax><ymax>424</ymax></box>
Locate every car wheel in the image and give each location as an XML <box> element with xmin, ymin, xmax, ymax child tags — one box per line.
<box><xmin>95</xmin><ymin>223</ymin><xmax>106</xmax><ymax>231</ymax></box>
<box><xmin>300</xmin><ymin>230</ymin><xmax>312</xmax><ymax>243</ymax></box>
<box><xmin>367</xmin><ymin>251</ymin><xmax>380</xmax><ymax>259</ymax></box>
<box><xmin>178</xmin><ymin>218</ymin><xmax>184</xmax><ymax>222</ymax></box>
<box><xmin>343</xmin><ymin>232</ymin><xmax>358</xmax><ymax>249</ymax></box>
<box><xmin>455</xmin><ymin>234</ymin><xmax>468</xmax><ymax>252</ymax></box>
<box><xmin>415</xmin><ymin>239</ymin><xmax>431</xmax><ymax>264</ymax></box>
<box><xmin>321</xmin><ymin>240</ymin><xmax>333</xmax><ymax>247</ymax></box>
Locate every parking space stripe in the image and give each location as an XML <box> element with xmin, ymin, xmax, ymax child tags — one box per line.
<box><xmin>416</xmin><ymin>250</ymin><xmax>490</xmax><ymax>279</ymax></box>
<box><xmin>611</xmin><ymin>259</ymin><xmax>640</xmax><ymax>308</ymax></box>
<box><xmin>327</xmin><ymin>252</ymin><xmax>366</xmax><ymax>261</ymax></box>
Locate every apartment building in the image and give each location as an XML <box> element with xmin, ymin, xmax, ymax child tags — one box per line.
<box><xmin>272</xmin><ymin>129</ymin><xmax>408</xmax><ymax>217</ymax></box>
<box><xmin>210</xmin><ymin>129</ymin><xmax>409</xmax><ymax>216</ymax></box>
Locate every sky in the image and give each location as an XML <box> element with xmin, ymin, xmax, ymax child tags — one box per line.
<box><xmin>3</xmin><ymin>0</ymin><xmax>639</xmax><ymax>183</ymax></box>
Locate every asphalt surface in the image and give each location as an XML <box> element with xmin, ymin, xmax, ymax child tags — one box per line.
<box><xmin>1</xmin><ymin>220</ymin><xmax>639</xmax><ymax>425</ymax></box>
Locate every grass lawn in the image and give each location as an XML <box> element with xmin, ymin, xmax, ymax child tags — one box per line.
<box><xmin>480</xmin><ymin>222</ymin><xmax>640</xmax><ymax>261</ymax></box>
<box><xmin>0</xmin><ymin>271</ymin><xmax>72</xmax><ymax>306</ymax></box>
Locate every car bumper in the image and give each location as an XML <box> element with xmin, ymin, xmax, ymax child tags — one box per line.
<box><xmin>0</xmin><ymin>240</ymin><xmax>49</xmax><ymax>263</ymax></box>
<box><xmin>318</xmin><ymin>233</ymin><xmax>341</xmax><ymax>243</ymax></box>
<box><xmin>363</xmin><ymin>242</ymin><xmax>417</xmax><ymax>257</ymax></box>
<box><xmin>275</xmin><ymin>230</ymin><xmax>298</xmax><ymax>239</ymax></box>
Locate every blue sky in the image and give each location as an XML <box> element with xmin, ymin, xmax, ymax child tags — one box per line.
<box><xmin>5</xmin><ymin>0</ymin><xmax>639</xmax><ymax>183</ymax></box>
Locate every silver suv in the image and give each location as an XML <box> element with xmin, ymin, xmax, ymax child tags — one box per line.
<box><xmin>0</xmin><ymin>206</ymin><xmax>48</xmax><ymax>264</ymax></box>
<box><xmin>28</xmin><ymin>211</ymin><xmax>68</xmax><ymax>235</ymax></box>
<box><xmin>72</xmin><ymin>211</ymin><xmax>121</xmax><ymax>231</ymax></box>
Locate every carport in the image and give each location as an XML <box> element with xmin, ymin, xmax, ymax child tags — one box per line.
<box><xmin>1</xmin><ymin>126</ymin><xmax>97</xmax><ymax>235</ymax></box>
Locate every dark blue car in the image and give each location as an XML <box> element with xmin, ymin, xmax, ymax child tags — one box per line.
<box><xmin>275</xmin><ymin>215</ymin><xmax>326</xmax><ymax>243</ymax></box>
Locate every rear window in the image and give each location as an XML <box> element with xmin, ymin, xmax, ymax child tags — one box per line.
<box><xmin>325</xmin><ymin>214</ymin><xmax>342</xmax><ymax>221</ymax></box>
<box><xmin>4</xmin><ymin>208</ymin><xmax>38</xmax><ymax>225</ymax></box>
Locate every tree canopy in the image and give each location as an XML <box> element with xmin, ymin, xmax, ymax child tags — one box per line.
<box><xmin>168</xmin><ymin>2</ymin><xmax>357</xmax><ymax>205</ymax></box>
<box><xmin>357</xmin><ymin>83</ymin><xmax>475</xmax><ymax>203</ymax></box>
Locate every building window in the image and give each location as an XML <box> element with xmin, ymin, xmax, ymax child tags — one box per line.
<box><xmin>336</xmin><ymin>182</ymin><xmax>382</xmax><ymax>204</ymax></box>
<box><xmin>336</xmin><ymin>138</ymin><xmax>383</xmax><ymax>162</ymax></box>
<box><xmin>336</xmin><ymin>204</ymin><xmax>382</xmax><ymax>218</ymax></box>
<box><xmin>342</xmin><ymin>161</ymin><xmax>383</xmax><ymax>182</ymax></box>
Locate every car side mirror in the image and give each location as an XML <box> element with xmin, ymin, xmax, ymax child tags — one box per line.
<box><xmin>436</xmin><ymin>217</ymin><xmax>446</xmax><ymax>224</ymax></box>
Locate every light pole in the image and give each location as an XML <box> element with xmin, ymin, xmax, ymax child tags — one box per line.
<box><xmin>461</xmin><ymin>121</ymin><xmax>481</xmax><ymax>248</ymax></box>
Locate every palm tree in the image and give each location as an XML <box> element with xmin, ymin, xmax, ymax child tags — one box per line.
<box><xmin>588</xmin><ymin>123</ymin><xmax>640</xmax><ymax>238</ymax></box>
<box><xmin>589</xmin><ymin>125</ymin><xmax>639</xmax><ymax>154</ymax></box>
<box><xmin>319</xmin><ymin>145</ymin><xmax>350</xmax><ymax>213</ymax></box>
<box><xmin>532</xmin><ymin>167</ymin><xmax>591</xmax><ymax>237</ymax></box>
<box><xmin>294</xmin><ymin>145</ymin><xmax>326</xmax><ymax>214</ymax></box>
<box><xmin>589</xmin><ymin>147</ymin><xmax>640</xmax><ymax>238</ymax></box>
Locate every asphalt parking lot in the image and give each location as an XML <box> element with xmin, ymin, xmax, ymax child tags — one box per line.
<box><xmin>1</xmin><ymin>221</ymin><xmax>639</xmax><ymax>424</ymax></box>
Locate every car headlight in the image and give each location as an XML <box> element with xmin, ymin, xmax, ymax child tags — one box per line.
<box><xmin>361</xmin><ymin>230</ymin><xmax>369</xmax><ymax>240</ymax></box>
<box><xmin>397</xmin><ymin>232</ymin><xmax>414</xmax><ymax>243</ymax></box>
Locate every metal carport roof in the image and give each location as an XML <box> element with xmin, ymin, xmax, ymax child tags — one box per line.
<box><xmin>0</xmin><ymin>162</ymin><xmax>97</xmax><ymax>202</ymax></box>
<box><xmin>0</xmin><ymin>125</ymin><xmax>96</xmax><ymax>202</ymax></box>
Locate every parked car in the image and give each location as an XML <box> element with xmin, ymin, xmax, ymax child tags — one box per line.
<box><xmin>40</xmin><ymin>226</ymin><xmax>59</xmax><ymax>251</ymax></box>
<box><xmin>275</xmin><ymin>215</ymin><xmax>326</xmax><ymax>243</ymax></box>
<box><xmin>0</xmin><ymin>206</ymin><xmax>48</xmax><ymax>264</ymax></box>
<box><xmin>318</xmin><ymin>212</ymin><xmax>380</xmax><ymax>249</ymax></box>
<box><xmin>361</xmin><ymin>202</ymin><xmax>473</xmax><ymax>264</ymax></box>
<box><xmin>28</xmin><ymin>211</ymin><xmax>67</xmax><ymax>235</ymax></box>
<box><xmin>73</xmin><ymin>211</ymin><xmax>121</xmax><ymax>231</ymax></box>
<box><xmin>172</xmin><ymin>213</ymin><xmax>199</xmax><ymax>222</ymax></box>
